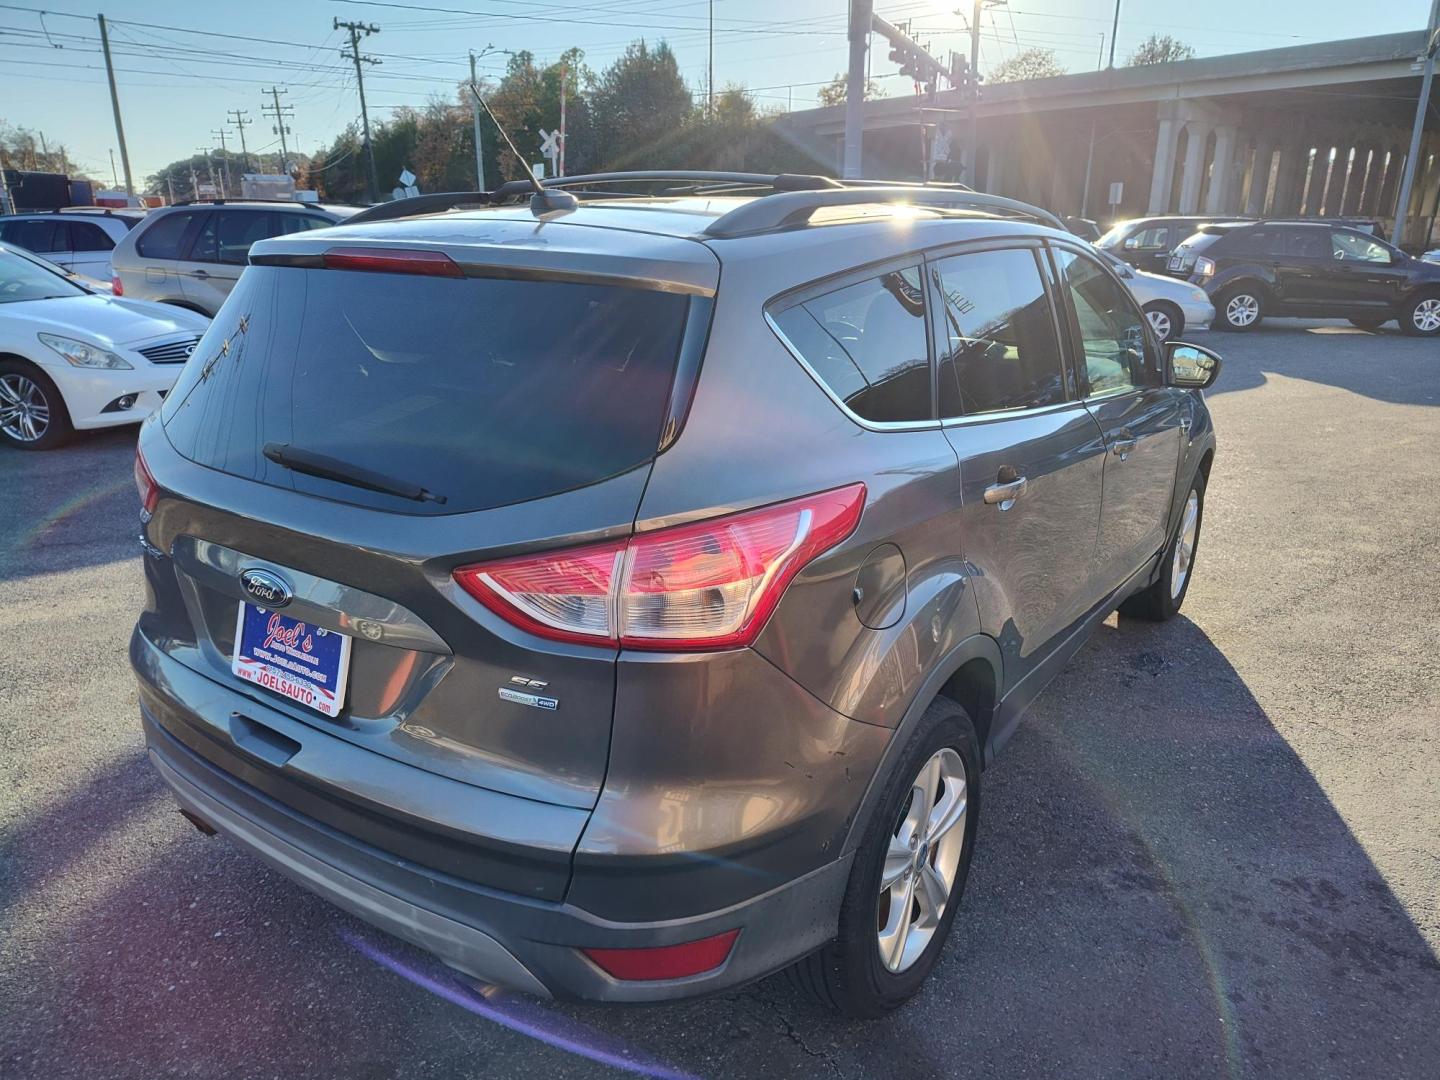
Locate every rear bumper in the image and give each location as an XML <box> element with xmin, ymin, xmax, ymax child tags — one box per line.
<box><xmin>136</xmin><ymin>634</ymin><xmax>851</xmax><ymax>1002</ymax></box>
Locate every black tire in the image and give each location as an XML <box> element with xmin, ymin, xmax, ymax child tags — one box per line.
<box><xmin>1214</xmin><ymin>286</ymin><xmax>1264</xmax><ymax>332</ymax></box>
<box><xmin>1120</xmin><ymin>470</ymin><xmax>1207</xmax><ymax>622</ymax></box>
<box><xmin>1143</xmin><ymin>301</ymin><xmax>1184</xmax><ymax>343</ymax></box>
<box><xmin>787</xmin><ymin>697</ymin><xmax>981</xmax><ymax>1018</ymax></box>
<box><xmin>1347</xmin><ymin>318</ymin><xmax>1386</xmax><ymax>331</ymax></box>
<box><xmin>1399</xmin><ymin>292</ymin><xmax>1440</xmax><ymax>337</ymax></box>
<box><xmin>0</xmin><ymin>358</ymin><xmax>74</xmax><ymax>451</ymax></box>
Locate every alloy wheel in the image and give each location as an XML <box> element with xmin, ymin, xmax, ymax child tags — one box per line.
<box><xmin>877</xmin><ymin>747</ymin><xmax>968</xmax><ymax>973</ymax></box>
<box><xmin>1225</xmin><ymin>294</ymin><xmax>1259</xmax><ymax>327</ymax></box>
<box><xmin>1413</xmin><ymin>298</ymin><xmax>1440</xmax><ymax>333</ymax></box>
<box><xmin>0</xmin><ymin>373</ymin><xmax>50</xmax><ymax>443</ymax></box>
<box><xmin>1171</xmin><ymin>489</ymin><xmax>1200</xmax><ymax>600</ymax></box>
<box><xmin>1146</xmin><ymin>308</ymin><xmax>1173</xmax><ymax>340</ymax></box>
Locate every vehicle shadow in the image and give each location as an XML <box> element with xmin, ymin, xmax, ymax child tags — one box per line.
<box><xmin>1203</xmin><ymin>319</ymin><xmax>1439</xmax><ymax>407</ymax></box>
<box><xmin>3</xmin><ymin>616</ymin><xmax>1436</xmax><ymax>1079</ymax></box>
<box><xmin>0</xmin><ymin>426</ymin><xmax>140</xmax><ymax>583</ymax></box>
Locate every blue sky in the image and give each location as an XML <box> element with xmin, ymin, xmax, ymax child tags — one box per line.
<box><xmin>0</xmin><ymin>0</ymin><xmax>1432</xmax><ymax>185</ymax></box>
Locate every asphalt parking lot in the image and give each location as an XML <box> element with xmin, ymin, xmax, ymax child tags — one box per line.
<box><xmin>1</xmin><ymin>320</ymin><xmax>1437</xmax><ymax>1080</ymax></box>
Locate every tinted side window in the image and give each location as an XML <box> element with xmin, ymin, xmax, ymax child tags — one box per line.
<box><xmin>1132</xmin><ymin>226</ymin><xmax>1171</xmax><ymax>250</ymax></box>
<box><xmin>1220</xmin><ymin>228</ymin><xmax>1276</xmax><ymax>257</ymax></box>
<box><xmin>932</xmin><ymin>247</ymin><xmax>1064</xmax><ymax>417</ymax></box>
<box><xmin>136</xmin><ymin>212</ymin><xmax>198</xmax><ymax>259</ymax></box>
<box><xmin>7</xmin><ymin>220</ymin><xmax>59</xmax><ymax>253</ymax></box>
<box><xmin>771</xmin><ymin>266</ymin><xmax>931</xmax><ymax>423</ymax></box>
<box><xmin>273</xmin><ymin>213</ymin><xmax>334</xmax><ymax>235</ymax></box>
<box><xmin>190</xmin><ymin>210</ymin><xmax>274</xmax><ymax>265</ymax></box>
<box><xmin>1277</xmin><ymin>227</ymin><xmax>1326</xmax><ymax>259</ymax></box>
<box><xmin>69</xmin><ymin>221</ymin><xmax>115</xmax><ymax>252</ymax></box>
<box><xmin>1054</xmin><ymin>249</ymin><xmax>1149</xmax><ymax>396</ymax></box>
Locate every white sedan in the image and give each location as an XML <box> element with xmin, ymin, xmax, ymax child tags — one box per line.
<box><xmin>1097</xmin><ymin>247</ymin><xmax>1214</xmax><ymax>341</ymax></box>
<box><xmin>0</xmin><ymin>243</ymin><xmax>210</xmax><ymax>450</ymax></box>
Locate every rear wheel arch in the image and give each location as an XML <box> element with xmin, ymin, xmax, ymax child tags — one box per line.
<box><xmin>840</xmin><ymin>634</ymin><xmax>1002</xmax><ymax>860</ymax></box>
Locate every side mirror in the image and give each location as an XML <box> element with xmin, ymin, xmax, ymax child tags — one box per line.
<box><xmin>1122</xmin><ymin>236</ymin><xmax>1140</xmax><ymax>250</ymax></box>
<box><xmin>1167</xmin><ymin>341</ymin><xmax>1221</xmax><ymax>390</ymax></box>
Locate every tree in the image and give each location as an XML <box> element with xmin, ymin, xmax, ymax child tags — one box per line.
<box><xmin>816</xmin><ymin>72</ymin><xmax>881</xmax><ymax>108</ymax></box>
<box><xmin>0</xmin><ymin>121</ymin><xmax>89</xmax><ymax>178</ymax></box>
<box><xmin>589</xmin><ymin>41</ymin><xmax>692</xmax><ymax>170</ymax></box>
<box><xmin>987</xmin><ymin>48</ymin><xmax>1067</xmax><ymax>83</ymax></box>
<box><xmin>1128</xmin><ymin>33</ymin><xmax>1195</xmax><ymax>66</ymax></box>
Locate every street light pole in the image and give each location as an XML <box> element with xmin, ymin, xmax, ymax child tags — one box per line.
<box><xmin>1392</xmin><ymin>0</ymin><xmax>1440</xmax><ymax>248</ymax></box>
<box><xmin>843</xmin><ymin>0</ymin><xmax>874</xmax><ymax>178</ymax></box>
<box><xmin>97</xmin><ymin>15</ymin><xmax>135</xmax><ymax>198</ymax></box>
<box><xmin>1108</xmin><ymin>0</ymin><xmax>1122</xmax><ymax>68</ymax></box>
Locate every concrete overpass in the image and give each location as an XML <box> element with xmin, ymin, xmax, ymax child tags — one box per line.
<box><xmin>773</xmin><ymin>32</ymin><xmax>1440</xmax><ymax>248</ymax></box>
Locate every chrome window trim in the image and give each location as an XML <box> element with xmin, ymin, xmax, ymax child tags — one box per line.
<box><xmin>939</xmin><ymin>397</ymin><xmax>1087</xmax><ymax>429</ymax></box>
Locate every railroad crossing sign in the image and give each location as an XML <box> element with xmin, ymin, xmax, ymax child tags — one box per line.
<box><xmin>391</xmin><ymin>168</ymin><xmax>419</xmax><ymax>202</ymax></box>
<box><xmin>538</xmin><ymin>128</ymin><xmax>562</xmax><ymax>177</ymax></box>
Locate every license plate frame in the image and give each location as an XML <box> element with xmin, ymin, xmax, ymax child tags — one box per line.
<box><xmin>231</xmin><ymin>602</ymin><xmax>352</xmax><ymax>718</ymax></box>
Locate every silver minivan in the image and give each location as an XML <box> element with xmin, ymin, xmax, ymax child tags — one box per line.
<box><xmin>110</xmin><ymin>200</ymin><xmax>359</xmax><ymax>315</ymax></box>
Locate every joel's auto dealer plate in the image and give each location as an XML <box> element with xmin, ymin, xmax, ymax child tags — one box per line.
<box><xmin>232</xmin><ymin>602</ymin><xmax>352</xmax><ymax>717</ymax></box>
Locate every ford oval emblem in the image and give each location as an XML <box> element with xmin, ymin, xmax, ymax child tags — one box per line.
<box><xmin>240</xmin><ymin>568</ymin><xmax>293</xmax><ymax>608</ymax></box>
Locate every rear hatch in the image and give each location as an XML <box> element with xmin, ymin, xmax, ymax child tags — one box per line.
<box><xmin>1167</xmin><ymin>227</ymin><xmax>1225</xmax><ymax>276</ymax></box>
<box><xmin>138</xmin><ymin>217</ymin><xmax>718</xmax><ymax>829</ymax></box>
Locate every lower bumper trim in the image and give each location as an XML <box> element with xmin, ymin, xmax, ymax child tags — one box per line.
<box><xmin>149</xmin><ymin>748</ymin><xmax>553</xmax><ymax>998</ymax></box>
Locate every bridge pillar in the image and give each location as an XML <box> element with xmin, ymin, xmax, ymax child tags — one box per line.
<box><xmin>1271</xmin><ymin>139</ymin><xmax>1307</xmax><ymax>215</ymax></box>
<box><xmin>1177</xmin><ymin>122</ymin><xmax>1214</xmax><ymax>214</ymax></box>
<box><xmin>1205</xmin><ymin>124</ymin><xmax>1240</xmax><ymax>214</ymax></box>
<box><xmin>1246</xmin><ymin>136</ymin><xmax>1276</xmax><ymax>215</ymax></box>
<box><xmin>1147</xmin><ymin>111</ymin><xmax>1183</xmax><ymax>214</ymax></box>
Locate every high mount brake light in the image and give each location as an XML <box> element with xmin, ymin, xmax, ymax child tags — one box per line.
<box><xmin>321</xmin><ymin>247</ymin><xmax>463</xmax><ymax>278</ymax></box>
<box><xmin>454</xmin><ymin>484</ymin><xmax>867</xmax><ymax>651</ymax></box>
<box><xmin>134</xmin><ymin>446</ymin><xmax>158</xmax><ymax>515</ymax></box>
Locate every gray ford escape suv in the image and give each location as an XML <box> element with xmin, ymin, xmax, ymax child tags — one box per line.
<box><xmin>131</xmin><ymin>172</ymin><xmax>1220</xmax><ymax>1017</ymax></box>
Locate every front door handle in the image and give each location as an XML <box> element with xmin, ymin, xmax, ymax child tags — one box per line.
<box><xmin>191</xmin><ymin>269</ymin><xmax>210</xmax><ymax>280</ymax></box>
<box><xmin>1111</xmin><ymin>436</ymin><xmax>1138</xmax><ymax>459</ymax></box>
<box><xmin>984</xmin><ymin>476</ymin><xmax>1028</xmax><ymax>509</ymax></box>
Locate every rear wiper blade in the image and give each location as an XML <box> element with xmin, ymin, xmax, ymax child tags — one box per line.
<box><xmin>262</xmin><ymin>443</ymin><xmax>446</xmax><ymax>505</ymax></box>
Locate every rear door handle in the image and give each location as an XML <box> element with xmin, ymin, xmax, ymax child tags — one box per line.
<box><xmin>191</xmin><ymin>269</ymin><xmax>210</xmax><ymax>279</ymax></box>
<box><xmin>984</xmin><ymin>477</ymin><xmax>1028</xmax><ymax>509</ymax></box>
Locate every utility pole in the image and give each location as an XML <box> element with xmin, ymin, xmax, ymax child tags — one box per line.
<box><xmin>968</xmin><ymin>1</ymin><xmax>982</xmax><ymax>187</ymax></box>
<box><xmin>109</xmin><ymin>149</ymin><xmax>118</xmax><ymax>189</ymax></box>
<box><xmin>469</xmin><ymin>50</ymin><xmax>486</xmax><ymax>190</ymax></box>
<box><xmin>708</xmin><ymin>0</ymin><xmax>714</xmax><ymax>118</ymax></box>
<box><xmin>211</xmin><ymin>128</ymin><xmax>232</xmax><ymax>196</ymax></box>
<box><xmin>1108</xmin><ymin>0</ymin><xmax>1122</xmax><ymax>69</ymax></box>
<box><xmin>97</xmin><ymin>15</ymin><xmax>135</xmax><ymax>198</ymax></box>
<box><xmin>559</xmin><ymin>61</ymin><xmax>568</xmax><ymax>177</ymax></box>
<box><xmin>335</xmin><ymin>18</ymin><xmax>382</xmax><ymax>203</ymax></box>
<box><xmin>1392</xmin><ymin>0</ymin><xmax>1440</xmax><ymax>247</ymax></box>
<box><xmin>228</xmin><ymin>109</ymin><xmax>253</xmax><ymax>175</ymax></box>
<box><xmin>844</xmin><ymin>0</ymin><xmax>874</xmax><ymax>178</ymax></box>
<box><xmin>261</xmin><ymin>87</ymin><xmax>295</xmax><ymax>177</ymax></box>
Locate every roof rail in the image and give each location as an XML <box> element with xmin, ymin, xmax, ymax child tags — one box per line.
<box><xmin>171</xmin><ymin>197</ymin><xmax>316</xmax><ymax>206</ymax></box>
<box><xmin>702</xmin><ymin>186</ymin><xmax>1066</xmax><ymax>239</ymax></box>
<box><xmin>342</xmin><ymin>171</ymin><xmax>845</xmax><ymax>226</ymax></box>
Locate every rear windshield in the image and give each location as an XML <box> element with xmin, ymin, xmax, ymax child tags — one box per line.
<box><xmin>161</xmin><ymin>265</ymin><xmax>695</xmax><ymax>515</ymax></box>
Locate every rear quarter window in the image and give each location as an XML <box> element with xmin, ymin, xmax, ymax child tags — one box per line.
<box><xmin>136</xmin><ymin>212</ymin><xmax>199</xmax><ymax>260</ymax></box>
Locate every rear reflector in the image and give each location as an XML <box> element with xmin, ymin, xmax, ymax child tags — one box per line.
<box><xmin>110</xmin><ymin>274</ymin><xmax>124</xmax><ymax>296</ymax></box>
<box><xmin>321</xmin><ymin>247</ymin><xmax>463</xmax><ymax>278</ymax></box>
<box><xmin>134</xmin><ymin>446</ymin><xmax>159</xmax><ymax>515</ymax></box>
<box><xmin>454</xmin><ymin>484</ymin><xmax>865</xmax><ymax>651</ymax></box>
<box><xmin>582</xmin><ymin>930</ymin><xmax>739</xmax><ymax>981</ymax></box>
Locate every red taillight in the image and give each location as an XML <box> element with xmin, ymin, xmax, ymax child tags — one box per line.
<box><xmin>134</xmin><ymin>446</ymin><xmax>158</xmax><ymax>515</ymax></box>
<box><xmin>110</xmin><ymin>274</ymin><xmax>123</xmax><ymax>296</ymax></box>
<box><xmin>454</xmin><ymin>484</ymin><xmax>866</xmax><ymax>652</ymax></box>
<box><xmin>321</xmin><ymin>247</ymin><xmax>463</xmax><ymax>277</ymax></box>
<box><xmin>582</xmin><ymin>930</ymin><xmax>739</xmax><ymax>981</ymax></box>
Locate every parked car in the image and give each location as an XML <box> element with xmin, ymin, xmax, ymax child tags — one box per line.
<box><xmin>0</xmin><ymin>243</ymin><xmax>209</xmax><ymax>450</ymax></box>
<box><xmin>1422</xmin><ymin>248</ymin><xmax>1440</xmax><ymax>265</ymax></box>
<box><xmin>0</xmin><ymin>207</ymin><xmax>146</xmax><ymax>281</ymax></box>
<box><xmin>1097</xmin><ymin>247</ymin><xmax>1214</xmax><ymax>340</ymax></box>
<box><xmin>1063</xmin><ymin>215</ymin><xmax>1101</xmax><ymax>241</ymax></box>
<box><xmin>132</xmin><ymin>174</ymin><xmax>1220</xmax><ymax>1018</ymax></box>
<box><xmin>1097</xmin><ymin>215</ymin><xmax>1232</xmax><ymax>275</ymax></box>
<box><xmin>1171</xmin><ymin>220</ymin><xmax>1440</xmax><ymax>335</ymax></box>
<box><xmin>110</xmin><ymin>199</ymin><xmax>360</xmax><ymax>315</ymax></box>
